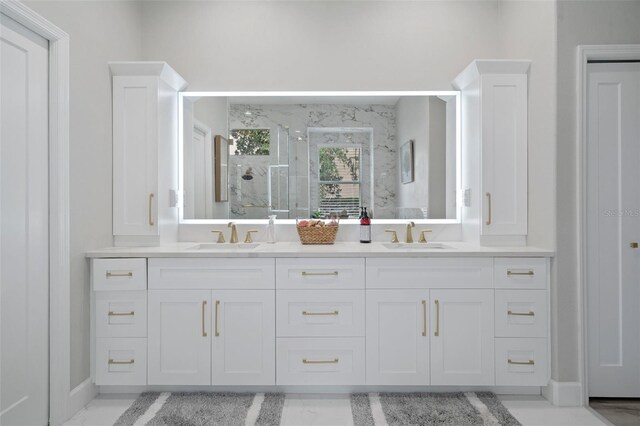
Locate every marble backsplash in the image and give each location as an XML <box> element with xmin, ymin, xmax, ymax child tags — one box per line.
<box><xmin>229</xmin><ymin>103</ymin><xmax>397</xmax><ymax>218</ymax></box>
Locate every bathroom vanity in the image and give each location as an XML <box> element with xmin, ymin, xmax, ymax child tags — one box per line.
<box><xmin>88</xmin><ymin>243</ymin><xmax>551</xmax><ymax>392</ymax></box>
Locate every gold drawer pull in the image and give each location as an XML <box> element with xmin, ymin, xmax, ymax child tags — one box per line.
<box><xmin>302</xmin><ymin>310</ymin><xmax>339</xmax><ymax>316</ymax></box>
<box><xmin>108</xmin><ymin>311</ymin><xmax>135</xmax><ymax>316</ymax></box>
<box><xmin>148</xmin><ymin>193</ymin><xmax>155</xmax><ymax>226</ymax></box>
<box><xmin>508</xmin><ymin>310</ymin><xmax>535</xmax><ymax>317</ymax></box>
<box><xmin>508</xmin><ymin>359</ymin><xmax>535</xmax><ymax>366</ymax></box>
<box><xmin>486</xmin><ymin>192</ymin><xmax>492</xmax><ymax>226</ymax></box>
<box><xmin>507</xmin><ymin>270</ymin><xmax>534</xmax><ymax>277</ymax></box>
<box><xmin>106</xmin><ymin>271</ymin><xmax>133</xmax><ymax>278</ymax></box>
<box><xmin>303</xmin><ymin>358</ymin><xmax>339</xmax><ymax>364</ymax></box>
<box><xmin>434</xmin><ymin>299</ymin><xmax>440</xmax><ymax>337</ymax></box>
<box><xmin>214</xmin><ymin>300</ymin><xmax>220</xmax><ymax>337</ymax></box>
<box><xmin>202</xmin><ymin>300</ymin><xmax>208</xmax><ymax>337</ymax></box>
<box><xmin>109</xmin><ymin>358</ymin><xmax>135</xmax><ymax>365</ymax></box>
<box><xmin>301</xmin><ymin>271</ymin><xmax>338</xmax><ymax>277</ymax></box>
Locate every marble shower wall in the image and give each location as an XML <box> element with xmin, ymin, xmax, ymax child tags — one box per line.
<box><xmin>229</xmin><ymin>103</ymin><xmax>397</xmax><ymax>219</ymax></box>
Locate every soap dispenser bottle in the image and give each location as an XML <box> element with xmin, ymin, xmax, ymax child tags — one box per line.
<box><xmin>267</xmin><ymin>215</ymin><xmax>277</xmax><ymax>243</ymax></box>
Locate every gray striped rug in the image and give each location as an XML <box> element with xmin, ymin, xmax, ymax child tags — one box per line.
<box><xmin>351</xmin><ymin>392</ymin><xmax>521</xmax><ymax>426</ymax></box>
<box><xmin>114</xmin><ymin>392</ymin><xmax>284</xmax><ymax>426</ymax></box>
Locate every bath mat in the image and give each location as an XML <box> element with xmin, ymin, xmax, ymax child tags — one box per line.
<box><xmin>350</xmin><ymin>392</ymin><xmax>521</xmax><ymax>426</ymax></box>
<box><xmin>114</xmin><ymin>391</ymin><xmax>285</xmax><ymax>426</ymax></box>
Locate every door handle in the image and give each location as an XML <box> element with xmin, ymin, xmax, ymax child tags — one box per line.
<box><xmin>201</xmin><ymin>300</ymin><xmax>207</xmax><ymax>337</ymax></box>
<box><xmin>421</xmin><ymin>300</ymin><xmax>427</xmax><ymax>336</ymax></box>
<box><xmin>214</xmin><ymin>300</ymin><xmax>220</xmax><ymax>337</ymax></box>
<box><xmin>148</xmin><ymin>193</ymin><xmax>155</xmax><ymax>226</ymax></box>
<box><xmin>485</xmin><ymin>192</ymin><xmax>492</xmax><ymax>226</ymax></box>
<box><xmin>434</xmin><ymin>299</ymin><xmax>440</xmax><ymax>337</ymax></box>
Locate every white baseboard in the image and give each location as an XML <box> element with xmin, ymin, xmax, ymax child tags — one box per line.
<box><xmin>542</xmin><ymin>380</ymin><xmax>583</xmax><ymax>406</ymax></box>
<box><xmin>67</xmin><ymin>378</ymin><xmax>98</xmax><ymax>421</ymax></box>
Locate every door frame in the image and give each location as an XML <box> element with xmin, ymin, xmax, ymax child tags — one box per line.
<box><xmin>0</xmin><ymin>1</ymin><xmax>74</xmax><ymax>425</ymax></box>
<box><xmin>578</xmin><ymin>44</ymin><xmax>640</xmax><ymax>406</ymax></box>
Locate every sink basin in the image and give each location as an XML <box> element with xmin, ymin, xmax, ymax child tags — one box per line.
<box><xmin>187</xmin><ymin>243</ymin><xmax>260</xmax><ymax>250</ymax></box>
<box><xmin>382</xmin><ymin>243</ymin><xmax>451</xmax><ymax>250</ymax></box>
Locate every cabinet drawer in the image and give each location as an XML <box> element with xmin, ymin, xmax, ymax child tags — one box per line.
<box><xmin>276</xmin><ymin>338</ymin><xmax>365</xmax><ymax>385</ymax></box>
<box><xmin>277</xmin><ymin>290</ymin><xmax>365</xmax><ymax>337</ymax></box>
<box><xmin>494</xmin><ymin>258</ymin><xmax>547</xmax><ymax>289</ymax></box>
<box><xmin>495</xmin><ymin>338</ymin><xmax>548</xmax><ymax>386</ymax></box>
<box><xmin>276</xmin><ymin>258</ymin><xmax>364</xmax><ymax>290</ymax></box>
<box><xmin>495</xmin><ymin>290</ymin><xmax>547</xmax><ymax>338</ymax></box>
<box><xmin>95</xmin><ymin>291</ymin><xmax>147</xmax><ymax>338</ymax></box>
<box><xmin>93</xmin><ymin>258</ymin><xmax>146</xmax><ymax>291</ymax></box>
<box><xmin>148</xmin><ymin>258</ymin><xmax>275</xmax><ymax>289</ymax></box>
<box><xmin>95</xmin><ymin>338</ymin><xmax>147</xmax><ymax>385</ymax></box>
<box><xmin>366</xmin><ymin>258</ymin><xmax>493</xmax><ymax>289</ymax></box>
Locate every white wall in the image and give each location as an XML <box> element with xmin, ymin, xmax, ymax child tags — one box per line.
<box><xmin>396</xmin><ymin>96</ymin><xmax>429</xmax><ymax>214</ymax></box>
<box><xmin>556</xmin><ymin>0</ymin><xmax>640</xmax><ymax>383</ymax></box>
<box><xmin>26</xmin><ymin>0</ymin><xmax>143</xmax><ymax>390</ymax></box>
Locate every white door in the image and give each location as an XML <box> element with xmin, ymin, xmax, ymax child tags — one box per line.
<box><xmin>431</xmin><ymin>289</ymin><xmax>494</xmax><ymax>385</ymax></box>
<box><xmin>481</xmin><ymin>74</ymin><xmax>528</xmax><ymax>236</ymax></box>
<box><xmin>0</xmin><ymin>15</ymin><xmax>49</xmax><ymax>425</ymax></box>
<box><xmin>112</xmin><ymin>75</ymin><xmax>158</xmax><ymax>236</ymax></box>
<box><xmin>148</xmin><ymin>290</ymin><xmax>211</xmax><ymax>385</ymax></box>
<box><xmin>211</xmin><ymin>290</ymin><xmax>275</xmax><ymax>385</ymax></box>
<box><xmin>587</xmin><ymin>62</ymin><xmax>640</xmax><ymax>397</ymax></box>
<box><xmin>366</xmin><ymin>290</ymin><xmax>430</xmax><ymax>385</ymax></box>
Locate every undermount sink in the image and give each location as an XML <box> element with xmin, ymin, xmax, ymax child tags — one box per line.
<box><xmin>382</xmin><ymin>242</ymin><xmax>451</xmax><ymax>250</ymax></box>
<box><xmin>187</xmin><ymin>243</ymin><xmax>260</xmax><ymax>250</ymax></box>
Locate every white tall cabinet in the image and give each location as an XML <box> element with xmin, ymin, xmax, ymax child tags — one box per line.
<box><xmin>454</xmin><ymin>60</ymin><xmax>531</xmax><ymax>246</ymax></box>
<box><xmin>109</xmin><ymin>62</ymin><xmax>187</xmax><ymax>246</ymax></box>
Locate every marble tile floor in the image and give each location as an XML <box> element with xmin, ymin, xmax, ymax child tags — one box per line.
<box><xmin>64</xmin><ymin>394</ymin><xmax>608</xmax><ymax>426</ymax></box>
<box><xmin>589</xmin><ymin>398</ymin><xmax>640</xmax><ymax>426</ymax></box>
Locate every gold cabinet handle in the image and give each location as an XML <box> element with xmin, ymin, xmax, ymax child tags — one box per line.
<box><xmin>434</xmin><ymin>299</ymin><xmax>440</xmax><ymax>337</ymax></box>
<box><xmin>109</xmin><ymin>358</ymin><xmax>134</xmax><ymax>365</ymax></box>
<box><xmin>214</xmin><ymin>300</ymin><xmax>220</xmax><ymax>337</ymax></box>
<box><xmin>302</xmin><ymin>310</ymin><xmax>339</xmax><ymax>316</ymax></box>
<box><xmin>303</xmin><ymin>358</ymin><xmax>339</xmax><ymax>364</ymax></box>
<box><xmin>301</xmin><ymin>271</ymin><xmax>338</xmax><ymax>277</ymax></box>
<box><xmin>508</xmin><ymin>359</ymin><xmax>535</xmax><ymax>366</ymax></box>
<box><xmin>148</xmin><ymin>193</ymin><xmax>155</xmax><ymax>226</ymax></box>
<box><xmin>508</xmin><ymin>310</ymin><xmax>535</xmax><ymax>317</ymax></box>
<box><xmin>108</xmin><ymin>311</ymin><xmax>135</xmax><ymax>316</ymax></box>
<box><xmin>507</xmin><ymin>270</ymin><xmax>535</xmax><ymax>277</ymax></box>
<box><xmin>201</xmin><ymin>300</ymin><xmax>207</xmax><ymax>337</ymax></box>
<box><xmin>422</xmin><ymin>300</ymin><xmax>427</xmax><ymax>337</ymax></box>
<box><xmin>106</xmin><ymin>271</ymin><xmax>133</xmax><ymax>278</ymax></box>
<box><xmin>486</xmin><ymin>192</ymin><xmax>492</xmax><ymax>226</ymax></box>
<box><xmin>631</xmin><ymin>242</ymin><xmax>639</xmax><ymax>248</ymax></box>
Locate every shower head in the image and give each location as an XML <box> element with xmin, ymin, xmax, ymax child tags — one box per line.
<box><xmin>242</xmin><ymin>167</ymin><xmax>254</xmax><ymax>181</ymax></box>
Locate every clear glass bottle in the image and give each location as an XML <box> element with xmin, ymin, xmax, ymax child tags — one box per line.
<box><xmin>267</xmin><ymin>215</ymin><xmax>277</xmax><ymax>243</ymax></box>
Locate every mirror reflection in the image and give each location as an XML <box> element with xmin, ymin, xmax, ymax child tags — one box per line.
<box><xmin>181</xmin><ymin>93</ymin><xmax>459</xmax><ymax>221</ymax></box>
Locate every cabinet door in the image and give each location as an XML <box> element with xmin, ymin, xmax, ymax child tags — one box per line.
<box><xmin>366</xmin><ymin>290</ymin><xmax>430</xmax><ymax>385</ymax></box>
<box><xmin>212</xmin><ymin>290</ymin><xmax>275</xmax><ymax>385</ymax></box>
<box><xmin>113</xmin><ymin>75</ymin><xmax>158</xmax><ymax>236</ymax></box>
<box><xmin>148</xmin><ymin>290</ymin><xmax>211</xmax><ymax>385</ymax></box>
<box><xmin>431</xmin><ymin>289</ymin><xmax>494</xmax><ymax>385</ymax></box>
<box><xmin>481</xmin><ymin>73</ymin><xmax>528</xmax><ymax>236</ymax></box>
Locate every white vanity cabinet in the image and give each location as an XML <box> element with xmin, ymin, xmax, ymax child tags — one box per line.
<box><xmin>454</xmin><ymin>60</ymin><xmax>531</xmax><ymax>245</ymax></box>
<box><xmin>109</xmin><ymin>62</ymin><xmax>187</xmax><ymax>245</ymax></box>
<box><xmin>91</xmin><ymin>253</ymin><xmax>550</xmax><ymax>390</ymax></box>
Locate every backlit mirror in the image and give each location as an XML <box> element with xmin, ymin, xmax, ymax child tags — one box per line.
<box><xmin>179</xmin><ymin>92</ymin><xmax>460</xmax><ymax>222</ymax></box>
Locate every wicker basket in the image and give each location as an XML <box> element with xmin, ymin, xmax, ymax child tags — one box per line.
<box><xmin>296</xmin><ymin>219</ymin><xmax>339</xmax><ymax>245</ymax></box>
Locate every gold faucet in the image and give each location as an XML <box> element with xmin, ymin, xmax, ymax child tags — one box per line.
<box><xmin>419</xmin><ymin>229</ymin><xmax>433</xmax><ymax>243</ymax></box>
<box><xmin>406</xmin><ymin>221</ymin><xmax>415</xmax><ymax>243</ymax></box>
<box><xmin>228</xmin><ymin>222</ymin><xmax>238</xmax><ymax>243</ymax></box>
<box><xmin>211</xmin><ymin>230</ymin><xmax>225</xmax><ymax>243</ymax></box>
<box><xmin>385</xmin><ymin>229</ymin><xmax>399</xmax><ymax>243</ymax></box>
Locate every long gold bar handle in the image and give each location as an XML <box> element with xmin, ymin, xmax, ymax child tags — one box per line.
<box><xmin>201</xmin><ymin>301</ymin><xmax>207</xmax><ymax>337</ymax></box>
<box><xmin>108</xmin><ymin>311</ymin><xmax>135</xmax><ymax>316</ymax></box>
<box><xmin>301</xmin><ymin>271</ymin><xmax>338</xmax><ymax>277</ymax></box>
<box><xmin>148</xmin><ymin>193</ymin><xmax>155</xmax><ymax>226</ymax></box>
<box><xmin>302</xmin><ymin>310</ymin><xmax>339</xmax><ymax>316</ymax></box>
<box><xmin>303</xmin><ymin>358</ymin><xmax>339</xmax><ymax>364</ymax></box>
<box><xmin>434</xmin><ymin>299</ymin><xmax>440</xmax><ymax>337</ymax></box>
<box><xmin>508</xmin><ymin>359</ymin><xmax>535</xmax><ymax>366</ymax></box>
<box><xmin>109</xmin><ymin>359</ymin><xmax>135</xmax><ymax>365</ymax></box>
<box><xmin>508</xmin><ymin>310</ymin><xmax>535</xmax><ymax>317</ymax></box>
<box><xmin>214</xmin><ymin>300</ymin><xmax>220</xmax><ymax>337</ymax></box>
<box><xmin>106</xmin><ymin>271</ymin><xmax>133</xmax><ymax>278</ymax></box>
<box><xmin>422</xmin><ymin>300</ymin><xmax>427</xmax><ymax>337</ymax></box>
<box><xmin>486</xmin><ymin>192</ymin><xmax>492</xmax><ymax>226</ymax></box>
<box><xmin>507</xmin><ymin>270</ymin><xmax>535</xmax><ymax>277</ymax></box>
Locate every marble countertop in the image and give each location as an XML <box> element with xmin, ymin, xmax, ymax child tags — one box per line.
<box><xmin>85</xmin><ymin>241</ymin><xmax>554</xmax><ymax>258</ymax></box>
